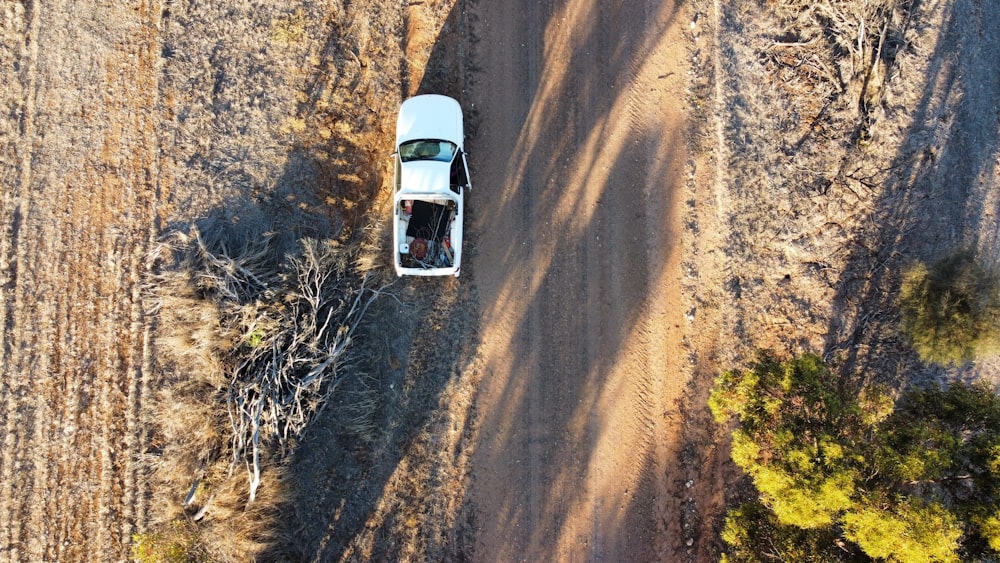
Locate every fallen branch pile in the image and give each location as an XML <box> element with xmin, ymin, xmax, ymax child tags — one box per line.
<box><xmin>149</xmin><ymin>222</ymin><xmax>389</xmax><ymax>502</ymax></box>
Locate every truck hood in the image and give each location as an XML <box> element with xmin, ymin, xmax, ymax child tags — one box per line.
<box><xmin>398</xmin><ymin>160</ymin><xmax>453</xmax><ymax>195</ymax></box>
<box><xmin>396</xmin><ymin>95</ymin><xmax>463</xmax><ymax>147</ymax></box>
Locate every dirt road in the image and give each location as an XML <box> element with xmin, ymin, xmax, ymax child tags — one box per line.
<box><xmin>465</xmin><ymin>1</ymin><xmax>690</xmax><ymax>560</ymax></box>
<box><xmin>0</xmin><ymin>1</ymin><xmax>160</xmax><ymax>560</ymax></box>
<box><xmin>5</xmin><ymin>0</ymin><xmax>998</xmax><ymax>560</ymax></box>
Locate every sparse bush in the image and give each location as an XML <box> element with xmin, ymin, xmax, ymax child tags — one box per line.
<box><xmin>900</xmin><ymin>250</ymin><xmax>1000</xmax><ymax>364</ymax></box>
<box><xmin>131</xmin><ymin>522</ymin><xmax>207</xmax><ymax>563</ymax></box>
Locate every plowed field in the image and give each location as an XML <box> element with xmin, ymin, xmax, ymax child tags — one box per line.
<box><xmin>1</xmin><ymin>1</ymin><xmax>160</xmax><ymax>560</ymax></box>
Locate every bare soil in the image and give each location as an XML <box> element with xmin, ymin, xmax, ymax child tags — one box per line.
<box><xmin>1</xmin><ymin>1</ymin><xmax>159</xmax><ymax>560</ymax></box>
<box><xmin>1</xmin><ymin>0</ymin><xmax>998</xmax><ymax>562</ymax></box>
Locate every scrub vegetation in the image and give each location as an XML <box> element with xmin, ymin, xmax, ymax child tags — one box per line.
<box><xmin>685</xmin><ymin>0</ymin><xmax>1000</xmax><ymax>558</ymax></box>
<box><xmin>900</xmin><ymin>250</ymin><xmax>1000</xmax><ymax>364</ymax></box>
<box><xmin>711</xmin><ymin>351</ymin><xmax>1000</xmax><ymax>562</ymax></box>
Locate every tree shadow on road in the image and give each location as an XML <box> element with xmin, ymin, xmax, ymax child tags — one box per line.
<box><xmin>455</xmin><ymin>0</ymin><xmax>692</xmax><ymax>560</ymax></box>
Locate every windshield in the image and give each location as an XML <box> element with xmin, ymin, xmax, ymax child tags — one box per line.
<box><xmin>399</xmin><ymin>139</ymin><xmax>457</xmax><ymax>163</ymax></box>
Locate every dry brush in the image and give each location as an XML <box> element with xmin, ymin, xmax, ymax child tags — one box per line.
<box><xmin>144</xmin><ymin>214</ymin><xmax>390</xmax><ymax>557</ymax></box>
<box><xmin>689</xmin><ymin>0</ymin><xmax>925</xmax><ymax>364</ymax></box>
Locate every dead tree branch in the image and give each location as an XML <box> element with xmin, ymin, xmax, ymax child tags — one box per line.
<box><xmin>150</xmin><ymin>226</ymin><xmax>393</xmax><ymax>503</ymax></box>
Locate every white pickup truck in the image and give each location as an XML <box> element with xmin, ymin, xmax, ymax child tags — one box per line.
<box><xmin>392</xmin><ymin>95</ymin><xmax>472</xmax><ymax>277</ymax></box>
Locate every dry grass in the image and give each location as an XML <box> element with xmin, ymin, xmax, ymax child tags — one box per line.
<box><xmin>686</xmin><ymin>0</ymin><xmax>934</xmax><ymax>368</ymax></box>
<box><xmin>1</xmin><ymin>2</ymin><xmax>163</xmax><ymax>559</ymax></box>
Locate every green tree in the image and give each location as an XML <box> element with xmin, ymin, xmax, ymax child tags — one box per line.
<box><xmin>710</xmin><ymin>351</ymin><xmax>886</xmax><ymax>530</ymax></box>
<box><xmin>882</xmin><ymin>381</ymin><xmax>1000</xmax><ymax>560</ymax></box>
<box><xmin>900</xmin><ymin>250</ymin><xmax>1000</xmax><ymax>364</ymax></box>
<box><xmin>841</xmin><ymin>499</ymin><xmax>961</xmax><ymax>563</ymax></box>
<box><xmin>711</xmin><ymin>351</ymin><xmax>1000</xmax><ymax>562</ymax></box>
<box><xmin>720</xmin><ymin>500</ymin><xmax>865</xmax><ymax>563</ymax></box>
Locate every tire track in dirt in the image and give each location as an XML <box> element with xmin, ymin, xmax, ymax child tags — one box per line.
<box><xmin>0</xmin><ymin>1</ymin><xmax>161</xmax><ymax>559</ymax></box>
<box><xmin>466</xmin><ymin>0</ymin><xmax>689</xmax><ymax>560</ymax></box>
<box><xmin>666</xmin><ymin>1</ymin><xmax>749</xmax><ymax>557</ymax></box>
<box><xmin>0</xmin><ymin>0</ymin><xmax>43</xmax><ymax>556</ymax></box>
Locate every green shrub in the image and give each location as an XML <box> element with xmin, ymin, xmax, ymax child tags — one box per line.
<box><xmin>842</xmin><ymin>500</ymin><xmax>961</xmax><ymax>563</ymax></box>
<box><xmin>900</xmin><ymin>250</ymin><xmax>1000</xmax><ymax>364</ymax></box>
<box><xmin>982</xmin><ymin>513</ymin><xmax>1000</xmax><ymax>552</ymax></box>
<box><xmin>709</xmin><ymin>351</ymin><xmax>871</xmax><ymax>528</ymax></box>
<box><xmin>720</xmin><ymin>500</ymin><xmax>859</xmax><ymax>562</ymax></box>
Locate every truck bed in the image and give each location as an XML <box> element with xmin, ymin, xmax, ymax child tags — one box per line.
<box><xmin>397</xmin><ymin>198</ymin><xmax>456</xmax><ymax>270</ymax></box>
<box><xmin>405</xmin><ymin>199</ymin><xmax>452</xmax><ymax>242</ymax></box>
